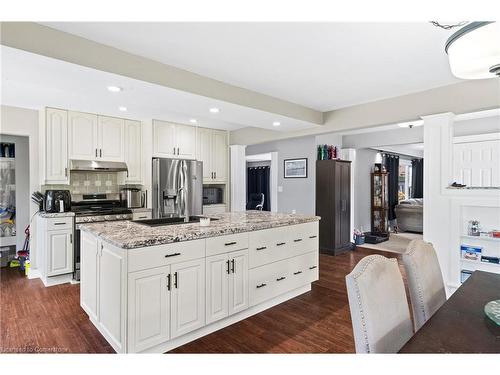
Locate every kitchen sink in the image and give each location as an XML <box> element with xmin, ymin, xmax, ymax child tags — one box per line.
<box><xmin>133</xmin><ymin>216</ymin><xmax>218</xmax><ymax>227</ymax></box>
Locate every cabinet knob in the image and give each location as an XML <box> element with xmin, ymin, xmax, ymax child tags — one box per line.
<box><xmin>174</xmin><ymin>272</ymin><xmax>178</xmax><ymax>288</ymax></box>
<box><xmin>167</xmin><ymin>274</ymin><xmax>171</xmax><ymax>291</ymax></box>
<box><xmin>226</xmin><ymin>260</ymin><xmax>230</xmax><ymax>274</ymax></box>
<box><xmin>231</xmin><ymin>259</ymin><xmax>235</xmax><ymax>273</ymax></box>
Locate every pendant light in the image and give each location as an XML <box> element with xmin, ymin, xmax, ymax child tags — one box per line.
<box><xmin>445</xmin><ymin>21</ymin><xmax>500</xmax><ymax>79</ymax></box>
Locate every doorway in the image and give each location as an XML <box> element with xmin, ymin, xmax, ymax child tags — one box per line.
<box><xmin>245</xmin><ymin>152</ymin><xmax>278</xmax><ymax>212</ymax></box>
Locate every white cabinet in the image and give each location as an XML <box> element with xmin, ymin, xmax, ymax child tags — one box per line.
<box><xmin>196</xmin><ymin>128</ymin><xmax>228</xmax><ymax>183</ymax></box>
<box><xmin>124</xmin><ymin>120</ymin><xmax>143</xmax><ymax>184</ymax></box>
<box><xmin>128</xmin><ymin>266</ymin><xmax>171</xmax><ymax>353</ymax></box>
<box><xmin>46</xmin><ymin>229</ymin><xmax>73</xmax><ymax>276</ymax></box>
<box><xmin>170</xmin><ymin>258</ymin><xmax>205</xmax><ymax>338</ymax></box>
<box><xmin>153</xmin><ymin>120</ymin><xmax>196</xmax><ymax>159</ymax></box>
<box><xmin>81</xmin><ymin>231</ymin><xmax>99</xmax><ymax>321</ymax></box>
<box><xmin>206</xmin><ymin>249</ymin><xmax>248</xmax><ymax>324</ymax></box>
<box><xmin>45</xmin><ymin>108</ymin><xmax>69</xmax><ymax>184</ymax></box>
<box><xmin>68</xmin><ymin>111</ymin><xmax>98</xmax><ymax>160</ymax></box>
<box><xmin>98</xmin><ymin>116</ymin><xmax>125</xmax><ymax>162</ymax></box>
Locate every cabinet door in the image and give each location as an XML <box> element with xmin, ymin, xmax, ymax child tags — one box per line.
<box><xmin>124</xmin><ymin>120</ymin><xmax>143</xmax><ymax>184</ymax></box>
<box><xmin>340</xmin><ymin>163</ymin><xmax>351</xmax><ymax>248</ymax></box>
<box><xmin>153</xmin><ymin>120</ymin><xmax>176</xmax><ymax>158</ymax></box>
<box><xmin>80</xmin><ymin>232</ymin><xmax>99</xmax><ymax>321</ymax></box>
<box><xmin>205</xmin><ymin>254</ymin><xmax>229</xmax><ymax>324</ymax></box>
<box><xmin>196</xmin><ymin>127</ymin><xmax>213</xmax><ymax>182</ymax></box>
<box><xmin>45</xmin><ymin>108</ymin><xmax>69</xmax><ymax>184</ymax></box>
<box><xmin>68</xmin><ymin>111</ymin><xmax>98</xmax><ymax>160</ymax></box>
<box><xmin>128</xmin><ymin>266</ymin><xmax>170</xmax><ymax>353</ymax></box>
<box><xmin>212</xmin><ymin>130</ymin><xmax>228</xmax><ymax>182</ymax></box>
<box><xmin>46</xmin><ymin>229</ymin><xmax>73</xmax><ymax>276</ymax></box>
<box><xmin>228</xmin><ymin>249</ymin><xmax>249</xmax><ymax>315</ymax></box>
<box><xmin>170</xmin><ymin>258</ymin><xmax>205</xmax><ymax>338</ymax></box>
<box><xmin>176</xmin><ymin>124</ymin><xmax>196</xmax><ymax>159</ymax></box>
<box><xmin>98</xmin><ymin>116</ymin><xmax>125</xmax><ymax>161</ymax></box>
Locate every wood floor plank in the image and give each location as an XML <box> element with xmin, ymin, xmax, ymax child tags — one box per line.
<box><xmin>0</xmin><ymin>248</ymin><xmax>403</xmax><ymax>353</ymax></box>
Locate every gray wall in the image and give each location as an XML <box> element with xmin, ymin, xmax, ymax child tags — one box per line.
<box><xmin>0</xmin><ymin>134</ymin><xmax>30</xmax><ymax>251</ymax></box>
<box><xmin>246</xmin><ymin>136</ymin><xmax>316</xmax><ymax>215</ymax></box>
<box><xmin>353</xmin><ymin>148</ymin><xmax>379</xmax><ymax>232</ymax></box>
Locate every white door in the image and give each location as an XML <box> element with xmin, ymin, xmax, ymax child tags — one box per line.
<box><xmin>99</xmin><ymin>242</ymin><xmax>126</xmax><ymax>352</ymax></box>
<box><xmin>45</xmin><ymin>108</ymin><xmax>69</xmax><ymax>184</ymax></box>
<box><xmin>124</xmin><ymin>120</ymin><xmax>143</xmax><ymax>184</ymax></box>
<box><xmin>153</xmin><ymin>120</ymin><xmax>176</xmax><ymax>158</ymax></box>
<box><xmin>98</xmin><ymin>116</ymin><xmax>125</xmax><ymax>161</ymax></box>
<box><xmin>175</xmin><ymin>124</ymin><xmax>197</xmax><ymax>159</ymax></box>
<box><xmin>196</xmin><ymin>128</ymin><xmax>213</xmax><ymax>182</ymax></box>
<box><xmin>212</xmin><ymin>130</ymin><xmax>228</xmax><ymax>183</ymax></box>
<box><xmin>128</xmin><ymin>266</ymin><xmax>170</xmax><ymax>353</ymax></box>
<box><xmin>453</xmin><ymin>140</ymin><xmax>500</xmax><ymax>187</ymax></box>
<box><xmin>228</xmin><ymin>249</ymin><xmax>249</xmax><ymax>315</ymax></box>
<box><xmin>205</xmin><ymin>254</ymin><xmax>229</xmax><ymax>324</ymax></box>
<box><xmin>80</xmin><ymin>232</ymin><xmax>99</xmax><ymax>321</ymax></box>
<box><xmin>68</xmin><ymin>111</ymin><xmax>98</xmax><ymax>160</ymax></box>
<box><xmin>46</xmin><ymin>229</ymin><xmax>73</xmax><ymax>276</ymax></box>
<box><xmin>170</xmin><ymin>258</ymin><xmax>205</xmax><ymax>338</ymax></box>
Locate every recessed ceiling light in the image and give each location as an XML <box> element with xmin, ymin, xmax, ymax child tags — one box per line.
<box><xmin>189</xmin><ymin>119</ymin><xmax>197</xmax><ymax>124</ymax></box>
<box><xmin>118</xmin><ymin>106</ymin><xmax>127</xmax><ymax>112</ymax></box>
<box><xmin>107</xmin><ymin>86</ymin><xmax>122</xmax><ymax>92</ymax></box>
<box><xmin>273</xmin><ymin>121</ymin><xmax>281</xmax><ymax>127</ymax></box>
<box><xmin>209</xmin><ymin>107</ymin><xmax>220</xmax><ymax>113</ymax></box>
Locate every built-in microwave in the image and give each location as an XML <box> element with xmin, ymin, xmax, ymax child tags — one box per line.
<box><xmin>203</xmin><ymin>187</ymin><xmax>223</xmax><ymax>205</ymax></box>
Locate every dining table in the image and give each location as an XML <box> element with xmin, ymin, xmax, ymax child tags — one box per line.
<box><xmin>399</xmin><ymin>270</ymin><xmax>500</xmax><ymax>353</ymax></box>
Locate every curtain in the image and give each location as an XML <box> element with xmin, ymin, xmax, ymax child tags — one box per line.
<box><xmin>247</xmin><ymin>166</ymin><xmax>271</xmax><ymax>211</ymax></box>
<box><xmin>383</xmin><ymin>153</ymin><xmax>399</xmax><ymax>221</ymax></box>
<box><xmin>411</xmin><ymin>159</ymin><xmax>424</xmax><ymax>198</ymax></box>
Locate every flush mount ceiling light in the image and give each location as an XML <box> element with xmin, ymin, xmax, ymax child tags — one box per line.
<box><xmin>272</xmin><ymin>121</ymin><xmax>281</xmax><ymax>127</ymax></box>
<box><xmin>118</xmin><ymin>106</ymin><xmax>127</xmax><ymax>112</ymax></box>
<box><xmin>189</xmin><ymin>119</ymin><xmax>197</xmax><ymax>124</ymax></box>
<box><xmin>107</xmin><ymin>86</ymin><xmax>122</xmax><ymax>92</ymax></box>
<box><xmin>209</xmin><ymin>107</ymin><xmax>220</xmax><ymax>113</ymax></box>
<box><xmin>445</xmin><ymin>21</ymin><xmax>500</xmax><ymax>79</ymax></box>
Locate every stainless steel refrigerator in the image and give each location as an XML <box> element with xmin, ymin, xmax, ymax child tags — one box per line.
<box><xmin>152</xmin><ymin>158</ymin><xmax>203</xmax><ymax>219</ymax></box>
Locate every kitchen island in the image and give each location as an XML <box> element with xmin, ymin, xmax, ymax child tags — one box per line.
<box><xmin>80</xmin><ymin>211</ymin><xmax>320</xmax><ymax>353</ymax></box>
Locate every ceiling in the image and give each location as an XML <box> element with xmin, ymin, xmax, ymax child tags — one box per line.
<box><xmin>0</xmin><ymin>46</ymin><xmax>318</xmax><ymax>131</ymax></box>
<box><xmin>376</xmin><ymin>143</ymin><xmax>424</xmax><ymax>158</ymax></box>
<box><xmin>41</xmin><ymin>22</ymin><xmax>461</xmax><ymax>111</ymax></box>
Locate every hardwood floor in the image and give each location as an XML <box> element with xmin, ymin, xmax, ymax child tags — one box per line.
<box><xmin>0</xmin><ymin>248</ymin><xmax>404</xmax><ymax>354</ymax></box>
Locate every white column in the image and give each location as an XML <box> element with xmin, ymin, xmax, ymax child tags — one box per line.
<box><xmin>422</xmin><ymin>112</ymin><xmax>454</xmax><ymax>294</ymax></box>
<box><xmin>230</xmin><ymin>145</ymin><xmax>247</xmax><ymax>212</ymax></box>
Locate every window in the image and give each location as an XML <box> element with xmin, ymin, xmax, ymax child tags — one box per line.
<box><xmin>398</xmin><ymin>159</ymin><xmax>412</xmax><ymax>202</ymax></box>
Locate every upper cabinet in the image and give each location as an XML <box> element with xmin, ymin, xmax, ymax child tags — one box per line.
<box><xmin>197</xmin><ymin>128</ymin><xmax>228</xmax><ymax>183</ymax></box>
<box><xmin>153</xmin><ymin>120</ymin><xmax>196</xmax><ymax>159</ymax></box>
<box><xmin>68</xmin><ymin>111</ymin><xmax>98</xmax><ymax>161</ymax></box>
<box><xmin>124</xmin><ymin>120</ymin><xmax>143</xmax><ymax>184</ymax></box>
<box><xmin>68</xmin><ymin>113</ymin><xmax>125</xmax><ymax>162</ymax></box>
<box><xmin>45</xmin><ymin>108</ymin><xmax>69</xmax><ymax>184</ymax></box>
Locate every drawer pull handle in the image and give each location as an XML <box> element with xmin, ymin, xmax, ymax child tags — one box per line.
<box><xmin>231</xmin><ymin>259</ymin><xmax>235</xmax><ymax>273</ymax></box>
<box><xmin>138</xmin><ymin>216</ymin><xmax>147</xmax><ymax>219</ymax></box>
<box><xmin>293</xmin><ymin>238</ymin><xmax>303</xmax><ymax>242</ymax></box>
<box><xmin>174</xmin><ymin>272</ymin><xmax>178</xmax><ymax>288</ymax></box>
<box><xmin>225</xmin><ymin>241</ymin><xmax>237</xmax><ymax>246</ymax></box>
<box><xmin>276</xmin><ymin>276</ymin><xmax>286</xmax><ymax>281</ymax></box>
<box><xmin>276</xmin><ymin>242</ymin><xmax>286</xmax><ymax>246</ymax></box>
<box><xmin>293</xmin><ymin>271</ymin><xmax>302</xmax><ymax>275</ymax></box>
<box><xmin>309</xmin><ymin>265</ymin><xmax>317</xmax><ymax>270</ymax></box>
<box><xmin>256</xmin><ymin>283</ymin><xmax>267</xmax><ymax>289</ymax></box>
<box><xmin>54</xmin><ymin>222</ymin><xmax>66</xmax><ymax>225</ymax></box>
<box><xmin>167</xmin><ymin>274</ymin><xmax>171</xmax><ymax>291</ymax></box>
<box><xmin>309</xmin><ymin>235</ymin><xmax>317</xmax><ymax>239</ymax></box>
<box><xmin>226</xmin><ymin>260</ymin><xmax>230</xmax><ymax>274</ymax></box>
<box><xmin>256</xmin><ymin>246</ymin><xmax>267</xmax><ymax>251</ymax></box>
<box><xmin>165</xmin><ymin>252</ymin><xmax>181</xmax><ymax>258</ymax></box>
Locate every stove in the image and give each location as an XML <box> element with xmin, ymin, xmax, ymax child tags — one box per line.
<box><xmin>72</xmin><ymin>193</ymin><xmax>132</xmax><ymax>281</ymax></box>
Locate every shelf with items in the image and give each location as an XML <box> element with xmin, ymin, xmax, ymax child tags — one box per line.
<box><xmin>370</xmin><ymin>171</ymin><xmax>389</xmax><ymax>234</ymax></box>
<box><xmin>461</xmin><ymin>234</ymin><xmax>500</xmax><ymax>243</ymax></box>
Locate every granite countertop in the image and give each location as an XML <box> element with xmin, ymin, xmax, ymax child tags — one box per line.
<box><xmin>80</xmin><ymin>211</ymin><xmax>320</xmax><ymax>249</ymax></box>
<box><xmin>38</xmin><ymin>211</ymin><xmax>75</xmax><ymax>218</ymax></box>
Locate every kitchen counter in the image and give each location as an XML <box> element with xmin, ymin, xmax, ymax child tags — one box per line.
<box><xmin>38</xmin><ymin>211</ymin><xmax>75</xmax><ymax>218</ymax></box>
<box><xmin>80</xmin><ymin>211</ymin><xmax>320</xmax><ymax>249</ymax></box>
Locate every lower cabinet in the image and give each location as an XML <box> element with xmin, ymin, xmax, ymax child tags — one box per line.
<box><xmin>80</xmin><ymin>232</ymin><xmax>99</xmax><ymax>321</ymax></box>
<box><xmin>206</xmin><ymin>249</ymin><xmax>248</xmax><ymax>324</ymax></box>
<box><xmin>46</xmin><ymin>230</ymin><xmax>73</xmax><ymax>276</ymax></box>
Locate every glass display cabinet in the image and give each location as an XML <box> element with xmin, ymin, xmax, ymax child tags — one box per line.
<box><xmin>371</xmin><ymin>171</ymin><xmax>389</xmax><ymax>234</ymax></box>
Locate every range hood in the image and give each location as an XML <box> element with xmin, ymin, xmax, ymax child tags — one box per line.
<box><xmin>70</xmin><ymin>159</ymin><xmax>128</xmax><ymax>173</ymax></box>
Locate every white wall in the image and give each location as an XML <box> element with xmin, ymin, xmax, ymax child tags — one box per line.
<box><xmin>0</xmin><ymin>105</ymin><xmax>40</xmax><ymax>268</ymax></box>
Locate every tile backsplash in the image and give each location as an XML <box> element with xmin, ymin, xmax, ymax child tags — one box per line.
<box><xmin>43</xmin><ymin>171</ymin><xmax>120</xmax><ymax>195</ymax></box>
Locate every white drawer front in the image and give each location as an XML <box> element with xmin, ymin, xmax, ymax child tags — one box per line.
<box><xmin>287</xmin><ymin>251</ymin><xmax>319</xmax><ymax>289</ymax></box>
<box><xmin>248</xmin><ymin>226</ymin><xmax>289</xmax><ymax>268</ymax></box>
<box><xmin>128</xmin><ymin>239</ymin><xmax>205</xmax><ymax>272</ymax></box>
<box><xmin>288</xmin><ymin>222</ymin><xmax>319</xmax><ymax>258</ymax></box>
<box><xmin>46</xmin><ymin>217</ymin><xmax>73</xmax><ymax>231</ymax></box>
<box><xmin>132</xmin><ymin>211</ymin><xmax>152</xmax><ymax>220</ymax></box>
<box><xmin>206</xmin><ymin>232</ymin><xmax>248</xmax><ymax>257</ymax></box>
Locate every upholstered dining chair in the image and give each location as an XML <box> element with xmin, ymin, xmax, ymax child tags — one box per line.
<box><xmin>402</xmin><ymin>239</ymin><xmax>446</xmax><ymax>331</ymax></box>
<box><xmin>345</xmin><ymin>255</ymin><xmax>413</xmax><ymax>353</ymax></box>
